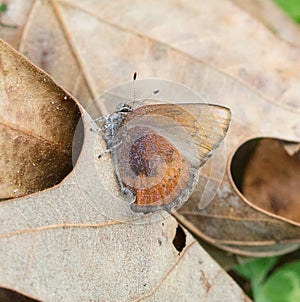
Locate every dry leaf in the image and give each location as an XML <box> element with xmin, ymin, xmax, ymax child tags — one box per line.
<box><xmin>0</xmin><ymin>40</ymin><xmax>246</xmax><ymax>300</ymax></box>
<box><xmin>0</xmin><ymin>39</ymin><xmax>81</xmax><ymax>198</ymax></box>
<box><xmin>231</xmin><ymin>0</ymin><xmax>300</xmax><ymax>47</ymax></box>
<box><xmin>0</xmin><ymin>14</ymin><xmax>247</xmax><ymax>302</ymax></box>
<box><xmin>242</xmin><ymin>138</ymin><xmax>300</xmax><ymax>224</ymax></box>
<box><xmin>2</xmin><ymin>0</ymin><xmax>300</xmax><ymax>108</ymax></box>
<box><xmin>0</xmin><ymin>0</ymin><xmax>299</xmax><ymax>283</ymax></box>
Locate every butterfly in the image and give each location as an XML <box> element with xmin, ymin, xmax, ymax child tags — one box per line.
<box><xmin>97</xmin><ymin>74</ymin><xmax>231</xmax><ymax>214</ymax></box>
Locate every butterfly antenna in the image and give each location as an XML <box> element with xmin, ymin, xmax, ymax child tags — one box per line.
<box><xmin>131</xmin><ymin>72</ymin><xmax>160</xmax><ymax>107</ymax></box>
<box><xmin>132</xmin><ymin>71</ymin><xmax>137</xmax><ymax>108</ymax></box>
<box><xmin>138</xmin><ymin>89</ymin><xmax>160</xmax><ymax>107</ymax></box>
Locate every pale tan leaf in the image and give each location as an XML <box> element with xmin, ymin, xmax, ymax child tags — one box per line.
<box><xmin>0</xmin><ymin>50</ymin><xmax>245</xmax><ymax>299</ymax></box>
<box><xmin>0</xmin><ymin>3</ymin><xmax>248</xmax><ymax>299</ymax></box>
<box><xmin>231</xmin><ymin>0</ymin><xmax>300</xmax><ymax>47</ymax></box>
<box><xmin>0</xmin><ymin>0</ymin><xmax>300</xmax><ymax>294</ymax></box>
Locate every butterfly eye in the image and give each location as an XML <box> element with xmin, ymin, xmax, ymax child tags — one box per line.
<box><xmin>116</xmin><ymin>103</ymin><xmax>132</xmax><ymax>114</ymax></box>
<box><xmin>119</xmin><ymin>107</ymin><xmax>132</xmax><ymax>113</ymax></box>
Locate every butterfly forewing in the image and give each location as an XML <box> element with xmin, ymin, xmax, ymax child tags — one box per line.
<box><xmin>111</xmin><ymin>103</ymin><xmax>231</xmax><ymax>213</ymax></box>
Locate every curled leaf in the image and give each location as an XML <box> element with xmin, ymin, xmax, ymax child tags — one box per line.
<box><xmin>0</xmin><ymin>39</ymin><xmax>81</xmax><ymax>198</ymax></box>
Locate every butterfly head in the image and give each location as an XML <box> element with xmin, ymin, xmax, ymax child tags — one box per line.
<box><xmin>116</xmin><ymin>103</ymin><xmax>133</xmax><ymax>114</ymax></box>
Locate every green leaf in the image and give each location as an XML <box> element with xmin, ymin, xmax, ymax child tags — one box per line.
<box><xmin>234</xmin><ymin>257</ymin><xmax>279</xmax><ymax>301</ymax></box>
<box><xmin>274</xmin><ymin>0</ymin><xmax>300</xmax><ymax>23</ymax></box>
<box><xmin>259</xmin><ymin>261</ymin><xmax>300</xmax><ymax>302</ymax></box>
<box><xmin>0</xmin><ymin>3</ymin><xmax>8</xmax><ymax>12</ymax></box>
<box><xmin>235</xmin><ymin>257</ymin><xmax>279</xmax><ymax>281</ymax></box>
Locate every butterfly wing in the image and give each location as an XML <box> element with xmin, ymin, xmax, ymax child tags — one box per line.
<box><xmin>112</xmin><ymin>103</ymin><xmax>231</xmax><ymax>213</ymax></box>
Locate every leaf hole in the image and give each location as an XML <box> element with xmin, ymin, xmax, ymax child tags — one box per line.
<box><xmin>172</xmin><ymin>224</ymin><xmax>186</xmax><ymax>254</ymax></box>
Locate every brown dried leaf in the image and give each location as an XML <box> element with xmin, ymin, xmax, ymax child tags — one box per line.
<box><xmin>243</xmin><ymin>138</ymin><xmax>300</xmax><ymax>224</ymax></box>
<box><xmin>0</xmin><ymin>39</ymin><xmax>81</xmax><ymax>198</ymax></box>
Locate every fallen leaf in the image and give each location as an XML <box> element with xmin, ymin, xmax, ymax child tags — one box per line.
<box><xmin>0</xmin><ymin>39</ymin><xmax>81</xmax><ymax>198</ymax></box>
<box><xmin>242</xmin><ymin>138</ymin><xmax>300</xmax><ymax>224</ymax></box>
<box><xmin>2</xmin><ymin>0</ymin><xmax>300</xmax><ymax>110</ymax></box>
<box><xmin>0</xmin><ymin>44</ymin><xmax>246</xmax><ymax>299</ymax></box>
<box><xmin>231</xmin><ymin>0</ymin><xmax>300</xmax><ymax>47</ymax></box>
<box><xmin>0</xmin><ymin>0</ymin><xmax>299</xmax><ymax>281</ymax></box>
<box><xmin>0</xmin><ymin>7</ymin><xmax>247</xmax><ymax>301</ymax></box>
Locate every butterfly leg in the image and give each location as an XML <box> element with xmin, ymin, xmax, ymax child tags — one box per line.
<box><xmin>98</xmin><ymin>140</ymin><xmax>124</xmax><ymax>158</ymax></box>
<box><xmin>94</xmin><ymin>115</ymin><xmax>108</xmax><ymax>124</ymax></box>
<box><xmin>98</xmin><ymin>148</ymin><xmax>111</xmax><ymax>158</ymax></box>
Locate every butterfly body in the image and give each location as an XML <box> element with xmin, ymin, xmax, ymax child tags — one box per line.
<box><xmin>103</xmin><ymin>103</ymin><xmax>133</xmax><ymax>149</ymax></box>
